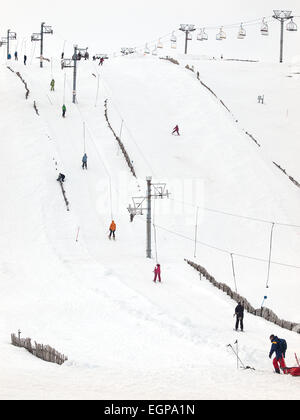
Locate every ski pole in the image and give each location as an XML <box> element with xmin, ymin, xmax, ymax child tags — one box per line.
<box><xmin>235</xmin><ymin>340</ymin><xmax>239</xmax><ymax>369</ymax></box>
<box><xmin>227</xmin><ymin>344</ymin><xmax>246</xmax><ymax>368</ymax></box>
<box><xmin>76</xmin><ymin>227</ymin><xmax>80</xmax><ymax>242</ymax></box>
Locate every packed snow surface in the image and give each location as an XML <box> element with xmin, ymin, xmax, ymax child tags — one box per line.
<box><xmin>0</xmin><ymin>49</ymin><xmax>300</xmax><ymax>399</ymax></box>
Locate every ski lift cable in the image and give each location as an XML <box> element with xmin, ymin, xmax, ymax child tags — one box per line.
<box><xmin>63</xmin><ymin>75</ymin><xmax>115</xmax><ymax>219</ymax></box>
<box><xmin>168</xmin><ymin>197</ymin><xmax>300</xmax><ymax>229</ymax></box>
<box><xmin>95</xmin><ymin>64</ymin><xmax>157</xmax><ymax>177</ymax></box>
<box><xmin>150</xmin><ymin>222</ymin><xmax>300</xmax><ymax>270</ymax></box>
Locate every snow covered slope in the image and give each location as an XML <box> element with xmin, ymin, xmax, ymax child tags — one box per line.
<box><xmin>0</xmin><ymin>50</ymin><xmax>300</xmax><ymax>400</ymax></box>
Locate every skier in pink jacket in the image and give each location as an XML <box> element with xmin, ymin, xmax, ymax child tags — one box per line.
<box><xmin>172</xmin><ymin>125</ymin><xmax>180</xmax><ymax>136</ymax></box>
<box><xmin>153</xmin><ymin>264</ymin><xmax>161</xmax><ymax>283</ymax></box>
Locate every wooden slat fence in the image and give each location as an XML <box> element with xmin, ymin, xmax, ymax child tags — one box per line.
<box><xmin>185</xmin><ymin>259</ymin><xmax>300</xmax><ymax>334</ymax></box>
<box><xmin>104</xmin><ymin>99</ymin><xmax>137</xmax><ymax>178</ymax></box>
<box><xmin>11</xmin><ymin>332</ymin><xmax>68</xmax><ymax>365</ymax></box>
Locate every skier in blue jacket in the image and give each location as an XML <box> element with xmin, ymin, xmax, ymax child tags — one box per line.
<box><xmin>269</xmin><ymin>334</ymin><xmax>287</xmax><ymax>374</ymax></box>
<box><xmin>82</xmin><ymin>153</ymin><xmax>88</xmax><ymax>169</ymax></box>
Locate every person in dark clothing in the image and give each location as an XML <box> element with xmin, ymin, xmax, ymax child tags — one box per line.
<box><xmin>24</xmin><ymin>55</ymin><xmax>27</xmax><ymax>65</ymax></box>
<box><xmin>14</xmin><ymin>51</ymin><xmax>18</xmax><ymax>61</ymax></box>
<box><xmin>269</xmin><ymin>335</ymin><xmax>287</xmax><ymax>374</ymax></box>
<box><xmin>57</xmin><ymin>173</ymin><xmax>65</xmax><ymax>182</ymax></box>
<box><xmin>82</xmin><ymin>153</ymin><xmax>88</xmax><ymax>169</ymax></box>
<box><xmin>234</xmin><ymin>302</ymin><xmax>244</xmax><ymax>331</ymax></box>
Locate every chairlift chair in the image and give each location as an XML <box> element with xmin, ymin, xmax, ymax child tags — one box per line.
<box><xmin>217</xmin><ymin>27</ymin><xmax>226</xmax><ymax>40</ymax></box>
<box><xmin>261</xmin><ymin>18</ymin><xmax>269</xmax><ymax>36</ymax></box>
<box><xmin>152</xmin><ymin>46</ymin><xmax>158</xmax><ymax>56</ymax></box>
<box><xmin>201</xmin><ymin>28</ymin><xmax>208</xmax><ymax>41</ymax></box>
<box><xmin>197</xmin><ymin>29</ymin><xmax>203</xmax><ymax>41</ymax></box>
<box><xmin>170</xmin><ymin>32</ymin><xmax>177</xmax><ymax>43</ymax></box>
<box><xmin>286</xmin><ymin>19</ymin><xmax>298</xmax><ymax>32</ymax></box>
<box><xmin>237</xmin><ymin>23</ymin><xmax>246</xmax><ymax>39</ymax></box>
<box><xmin>170</xmin><ymin>32</ymin><xmax>177</xmax><ymax>48</ymax></box>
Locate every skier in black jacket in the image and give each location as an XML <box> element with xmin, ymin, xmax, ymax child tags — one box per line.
<box><xmin>234</xmin><ymin>302</ymin><xmax>244</xmax><ymax>331</ymax></box>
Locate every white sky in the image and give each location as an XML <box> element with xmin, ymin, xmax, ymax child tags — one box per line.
<box><xmin>1</xmin><ymin>0</ymin><xmax>299</xmax><ymax>61</ymax></box>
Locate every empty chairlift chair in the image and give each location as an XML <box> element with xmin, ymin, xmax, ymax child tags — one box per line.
<box><xmin>157</xmin><ymin>38</ymin><xmax>163</xmax><ymax>48</ymax></box>
<box><xmin>237</xmin><ymin>23</ymin><xmax>246</xmax><ymax>39</ymax></box>
<box><xmin>201</xmin><ymin>28</ymin><xmax>208</xmax><ymax>41</ymax></box>
<box><xmin>216</xmin><ymin>27</ymin><xmax>226</xmax><ymax>41</ymax></box>
<box><xmin>170</xmin><ymin>32</ymin><xmax>177</xmax><ymax>48</ymax></box>
<box><xmin>261</xmin><ymin>18</ymin><xmax>269</xmax><ymax>36</ymax></box>
<box><xmin>286</xmin><ymin>19</ymin><xmax>298</xmax><ymax>32</ymax></box>
<box><xmin>152</xmin><ymin>45</ymin><xmax>158</xmax><ymax>55</ymax></box>
<box><xmin>144</xmin><ymin>43</ymin><xmax>150</xmax><ymax>54</ymax></box>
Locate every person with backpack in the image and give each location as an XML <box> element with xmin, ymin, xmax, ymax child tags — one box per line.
<box><xmin>153</xmin><ymin>264</ymin><xmax>161</xmax><ymax>283</ymax></box>
<box><xmin>82</xmin><ymin>153</ymin><xmax>88</xmax><ymax>169</ymax></box>
<box><xmin>62</xmin><ymin>104</ymin><xmax>66</xmax><ymax>118</ymax></box>
<box><xmin>50</xmin><ymin>79</ymin><xmax>55</xmax><ymax>91</ymax></box>
<box><xmin>109</xmin><ymin>220</ymin><xmax>116</xmax><ymax>240</ymax></box>
<box><xmin>269</xmin><ymin>334</ymin><xmax>287</xmax><ymax>374</ymax></box>
<box><xmin>57</xmin><ymin>173</ymin><xmax>65</xmax><ymax>183</ymax></box>
<box><xmin>172</xmin><ymin>125</ymin><xmax>180</xmax><ymax>136</ymax></box>
<box><xmin>234</xmin><ymin>302</ymin><xmax>244</xmax><ymax>331</ymax></box>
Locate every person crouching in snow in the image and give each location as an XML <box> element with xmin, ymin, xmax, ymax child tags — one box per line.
<box><xmin>109</xmin><ymin>220</ymin><xmax>116</xmax><ymax>240</ymax></box>
<box><xmin>269</xmin><ymin>334</ymin><xmax>287</xmax><ymax>374</ymax></box>
<box><xmin>153</xmin><ymin>264</ymin><xmax>161</xmax><ymax>283</ymax></box>
<box><xmin>172</xmin><ymin>125</ymin><xmax>180</xmax><ymax>136</ymax></box>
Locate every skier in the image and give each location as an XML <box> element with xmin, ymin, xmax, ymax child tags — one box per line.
<box><xmin>153</xmin><ymin>264</ymin><xmax>161</xmax><ymax>283</ymax></box>
<box><xmin>99</xmin><ymin>57</ymin><xmax>104</xmax><ymax>66</ymax></box>
<box><xmin>50</xmin><ymin>79</ymin><xmax>55</xmax><ymax>91</ymax></box>
<box><xmin>172</xmin><ymin>125</ymin><xmax>180</xmax><ymax>136</ymax></box>
<box><xmin>14</xmin><ymin>51</ymin><xmax>18</xmax><ymax>61</ymax></box>
<box><xmin>62</xmin><ymin>104</ymin><xmax>66</xmax><ymax>118</ymax></box>
<box><xmin>269</xmin><ymin>334</ymin><xmax>287</xmax><ymax>374</ymax></box>
<box><xmin>57</xmin><ymin>173</ymin><xmax>65</xmax><ymax>182</ymax></box>
<box><xmin>82</xmin><ymin>153</ymin><xmax>88</xmax><ymax>169</ymax></box>
<box><xmin>24</xmin><ymin>55</ymin><xmax>27</xmax><ymax>65</ymax></box>
<box><xmin>234</xmin><ymin>302</ymin><xmax>244</xmax><ymax>332</ymax></box>
<box><xmin>109</xmin><ymin>220</ymin><xmax>116</xmax><ymax>240</ymax></box>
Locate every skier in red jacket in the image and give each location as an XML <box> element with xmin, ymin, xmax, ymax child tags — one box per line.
<box><xmin>172</xmin><ymin>125</ymin><xmax>180</xmax><ymax>136</ymax></box>
<box><xmin>153</xmin><ymin>264</ymin><xmax>161</xmax><ymax>283</ymax></box>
